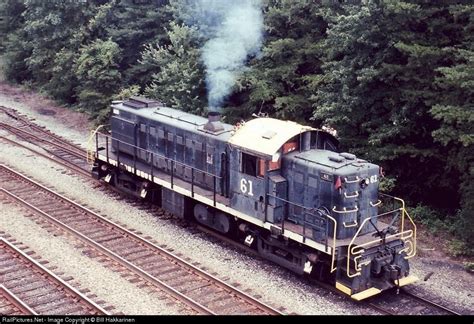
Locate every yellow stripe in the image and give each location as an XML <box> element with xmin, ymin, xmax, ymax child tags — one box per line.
<box><xmin>398</xmin><ymin>275</ymin><xmax>418</xmax><ymax>287</ymax></box>
<box><xmin>335</xmin><ymin>282</ymin><xmax>351</xmax><ymax>295</ymax></box>
<box><xmin>351</xmin><ymin>287</ymin><xmax>381</xmax><ymax>301</ymax></box>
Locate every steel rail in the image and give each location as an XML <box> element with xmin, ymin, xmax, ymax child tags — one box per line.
<box><xmin>0</xmin><ymin>285</ymin><xmax>38</xmax><ymax>315</ymax></box>
<box><xmin>0</xmin><ymin>122</ymin><xmax>86</xmax><ymax>157</ymax></box>
<box><xmin>0</xmin><ymin>187</ymin><xmax>215</xmax><ymax>315</ymax></box>
<box><xmin>0</xmin><ymin>238</ymin><xmax>109</xmax><ymax>315</ymax></box>
<box><xmin>0</xmin><ymin>136</ymin><xmax>90</xmax><ymax>176</ymax></box>
<box><xmin>400</xmin><ymin>289</ymin><xmax>461</xmax><ymax>315</ymax></box>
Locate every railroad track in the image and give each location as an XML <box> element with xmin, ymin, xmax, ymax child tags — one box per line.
<box><xmin>0</xmin><ymin>285</ymin><xmax>37</xmax><ymax>315</ymax></box>
<box><xmin>0</xmin><ymin>106</ymin><xmax>90</xmax><ymax>175</ymax></box>
<box><xmin>366</xmin><ymin>287</ymin><xmax>462</xmax><ymax>315</ymax></box>
<box><xmin>0</xmin><ymin>164</ymin><xmax>284</xmax><ymax>315</ymax></box>
<box><xmin>0</xmin><ymin>123</ymin><xmax>90</xmax><ymax>175</ymax></box>
<box><xmin>0</xmin><ymin>238</ymin><xmax>108</xmax><ymax>315</ymax></box>
<box><xmin>191</xmin><ymin>220</ymin><xmax>466</xmax><ymax>316</ymax></box>
<box><xmin>0</xmin><ymin>105</ymin><xmax>85</xmax><ymax>155</ymax></box>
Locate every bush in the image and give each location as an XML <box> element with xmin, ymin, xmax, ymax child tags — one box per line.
<box><xmin>409</xmin><ymin>204</ymin><xmax>474</xmax><ymax>257</ymax></box>
<box><xmin>448</xmin><ymin>239</ymin><xmax>472</xmax><ymax>257</ymax></box>
<box><xmin>464</xmin><ymin>262</ymin><xmax>474</xmax><ymax>273</ymax></box>
<box><xmin>408</xmin><ymin>204</ymin><xmax>447</xmax><ymax>234</ymax></box>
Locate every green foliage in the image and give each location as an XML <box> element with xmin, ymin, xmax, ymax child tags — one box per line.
<box><xmin>448</xmin><ymin>239</ymin><xmax>472</xmax><ymax>257</ymax></box>
<box><xmin>409</xmin><ymin>204</ymin><xmax>473</xmax><ymax>256</ymax></box>
<box><xmin>409</xmin><ymin>205</ymin><xmax>446</xmax><ymax>233</ymax></box>
<box><xmin>464</xmin><ymin>262</ymin><xmax>474</xmax><ymax>273</ymax></box>
<box><xmin>74</xmin><ymin>39</ymin><xmax>122</xmax><ymax>118</ymax></box>
<box><xmin>0</xmin><ymin>0</ymin><xmax>25</xmax><ymax>53</ymax></box>
<box><xmin>232</xmin><ymin>0</ymin><xmax>327</xmax><ymax>123</ymax></box>
<box><xmin>115</xmin><ymin>85</ymin><xmax>141</xmax><ymax>101</ymax></box>
<box><xmin>1</xmin><ymin>0</ymin><xmax>30</xmax><ymax>82</ymax></box>
<box><xmin>142</xmin><ymin>22</ymin><xmax>207</xmax><ymax>114</ymax></box>
<box><xmin>21</xmin><ymin>1</ymin><xmax>93</xmax><ymax>86</ymax></box>
<box><xmin>103</xmin><ymin>0</ymin><xmax>170</xmax><ymax>86</ymax></box>
<box><xmin>379</xmin><ymin>177</ymin><xmax>396</xmax><ymax>193</ymax></box>
<box><xmin>428</xmin><ymin>5</ymin><xmax>474</xmax><ymax>254</ymax></box>
<box><xmin>311</xmin><ymin>2</ymin><xmax>472</xmax><ymax>214</ymax></box>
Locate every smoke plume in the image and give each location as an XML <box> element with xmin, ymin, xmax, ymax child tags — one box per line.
<box><xmin>196</xmin><ymin>0</ymin><xmax>263</xmax><ymax>110</ymax></box>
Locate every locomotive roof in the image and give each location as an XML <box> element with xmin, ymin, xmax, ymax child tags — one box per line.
<box><xmin>228</xmin><ymin>117</ymin><xmax>314</xmax><ymax>158</ymax></box>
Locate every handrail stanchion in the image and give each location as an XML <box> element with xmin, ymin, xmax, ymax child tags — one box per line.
<box><xmin>106</xmin><ymin>136</ymin><xmax>109</xmax><ymax>164</ymax></box>
<box><xmin>150</xmin><ymin>153</ymin><xmax>154</xmax><ymax>183</ymax></box>
<box><xmin>117</xmin><ymin>141</ymin><xmax>120</xmax><ymax>168</ymax></box>
<box><xmin>191</xmin><ymin>168</ymin><xmax>194</xmax><ymax>198</ymax></box>
<box><xmin>133</xmin><ymin>148</ymin><xmax>137</xmax><ymax>176</ymax></box>
<box><xmin>302</xmin><ymin>212</ymin><xmax>306</xmax><ymax>243</ymax></box>
<box><xmin>213</xmin><ymin>176</ymin><xmax>216</xmax><ymax>206</ymax></box>
<box><xmin>326</xmin><ymin>216</ymin><xmax>329</xmax><ymax>253</ymax></box>
<box><xmin>95</xmin><ymin>132</ymin><xmax>99</xmax><ymax>159</ymax></box>
<box><xmin>171</xmin><ymin>160</ymin><xmax>174</xmax><ymax>189</ymax></box>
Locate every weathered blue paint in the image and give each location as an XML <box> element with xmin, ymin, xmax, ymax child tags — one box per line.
<box><xmin>110</xmin><ymin>98</ymin><xmax>380</xmax><ymax>242</ymax></box>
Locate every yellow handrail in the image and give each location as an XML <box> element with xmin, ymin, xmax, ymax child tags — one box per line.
<box><xmin>326</xmin><ymin>214</ymin><xmax>338</xmax><ymax>273</ymax></box>
<box><xmin>401</xmin><ymin>207</ymin><xmax>417</xmax><ymax>259</ymax></box>
<box><xmin>86</xmin><ymin>125</ymin><xmax>104</xmax><ymax>165</ymax></box>
<box><xmin>346</xmin><ymin>195</ymin><xmax>417</xmax><ymax>278</ymax></box>
<box><xmin>394</xmin><ymin>196</ymin><xmax>406</xmax><ymax>232</ymax></box>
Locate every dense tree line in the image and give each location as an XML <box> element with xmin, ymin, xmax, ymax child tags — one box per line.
<box><xmin>0</xmin><ymin>0</ymin><xmax>472</xmax><ymax>254</ymax></box>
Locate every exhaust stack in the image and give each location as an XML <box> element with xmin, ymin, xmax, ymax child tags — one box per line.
<box><xmin>204</xmin><ymin>111</ymin><xmax>224</xmax><ymax>133</ymax></box>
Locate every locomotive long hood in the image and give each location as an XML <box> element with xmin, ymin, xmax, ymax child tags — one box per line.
<box><xmin>229</xmin><ymin>117</ymin><xmax>315</xmax><ymax>158</ymax></box>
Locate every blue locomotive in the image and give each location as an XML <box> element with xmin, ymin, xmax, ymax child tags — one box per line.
<box><xmin>90</xmin><ymin>97</ymin><xmax>417</xmax><ymax>300</ymax></box>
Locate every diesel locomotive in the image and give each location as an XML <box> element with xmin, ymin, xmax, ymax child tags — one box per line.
<box><xmin>90</xmin><ymin>97</ymin><xmax>417</xmax><ymax>300</ymax></box>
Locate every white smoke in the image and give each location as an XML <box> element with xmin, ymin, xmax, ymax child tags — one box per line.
<box><xmin>199</xmin><ymin>0</ymin><xmax>263</xmax><ymax>110</ymax></box>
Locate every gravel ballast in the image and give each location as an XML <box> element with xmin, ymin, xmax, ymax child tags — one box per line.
<box><xmin>0</xmin><ymin>203</ymin><xmax>183</xmax><ymax>315</ymax></box>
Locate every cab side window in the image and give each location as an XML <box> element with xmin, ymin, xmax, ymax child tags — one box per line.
<box><xmin>241</xmin><ymin>152</ymin><xmax>257</xmax><ymax>177</ymax></box>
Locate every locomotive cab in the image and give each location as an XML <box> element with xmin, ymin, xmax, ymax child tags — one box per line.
<box><xmin>227</xmin><ymin>118</ymin><xmax>337</xmax><ymax>223</ymax></box>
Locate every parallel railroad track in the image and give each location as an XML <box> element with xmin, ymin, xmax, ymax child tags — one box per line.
<box><xmin>0</xmin><ymin>105</ymin><xmax>86</xmax><ymax>156</ymax></box>
<box><xmin>0</xmin><ymin>123</ymin><xmax>90</xmax><ymax>176</ymax></box>
<box><xmin>0</xmin><ymin>238</ymin><xmax>108</xmax><ymax>315</ymax></box>
<box><xmin>0</xmin><ymin>164</ymin><xmax>284</xmax><ymax>315</ymax></box>
<box><xmin>0</xmin><ymin>106</ymin><xmax>90</xmax><ymax>175</ymax></box>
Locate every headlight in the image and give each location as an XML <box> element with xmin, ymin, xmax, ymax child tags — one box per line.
<box><xmin>360</xmin><ymin>178</ymin><xmax>369</xmax><ymax>189</ymax></box>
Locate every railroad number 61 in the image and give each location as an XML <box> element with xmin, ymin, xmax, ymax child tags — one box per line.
<box><xmin>240</xmin><ymin>179</ymin><xmax>254</xmax><ymax>196</ymax></box>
